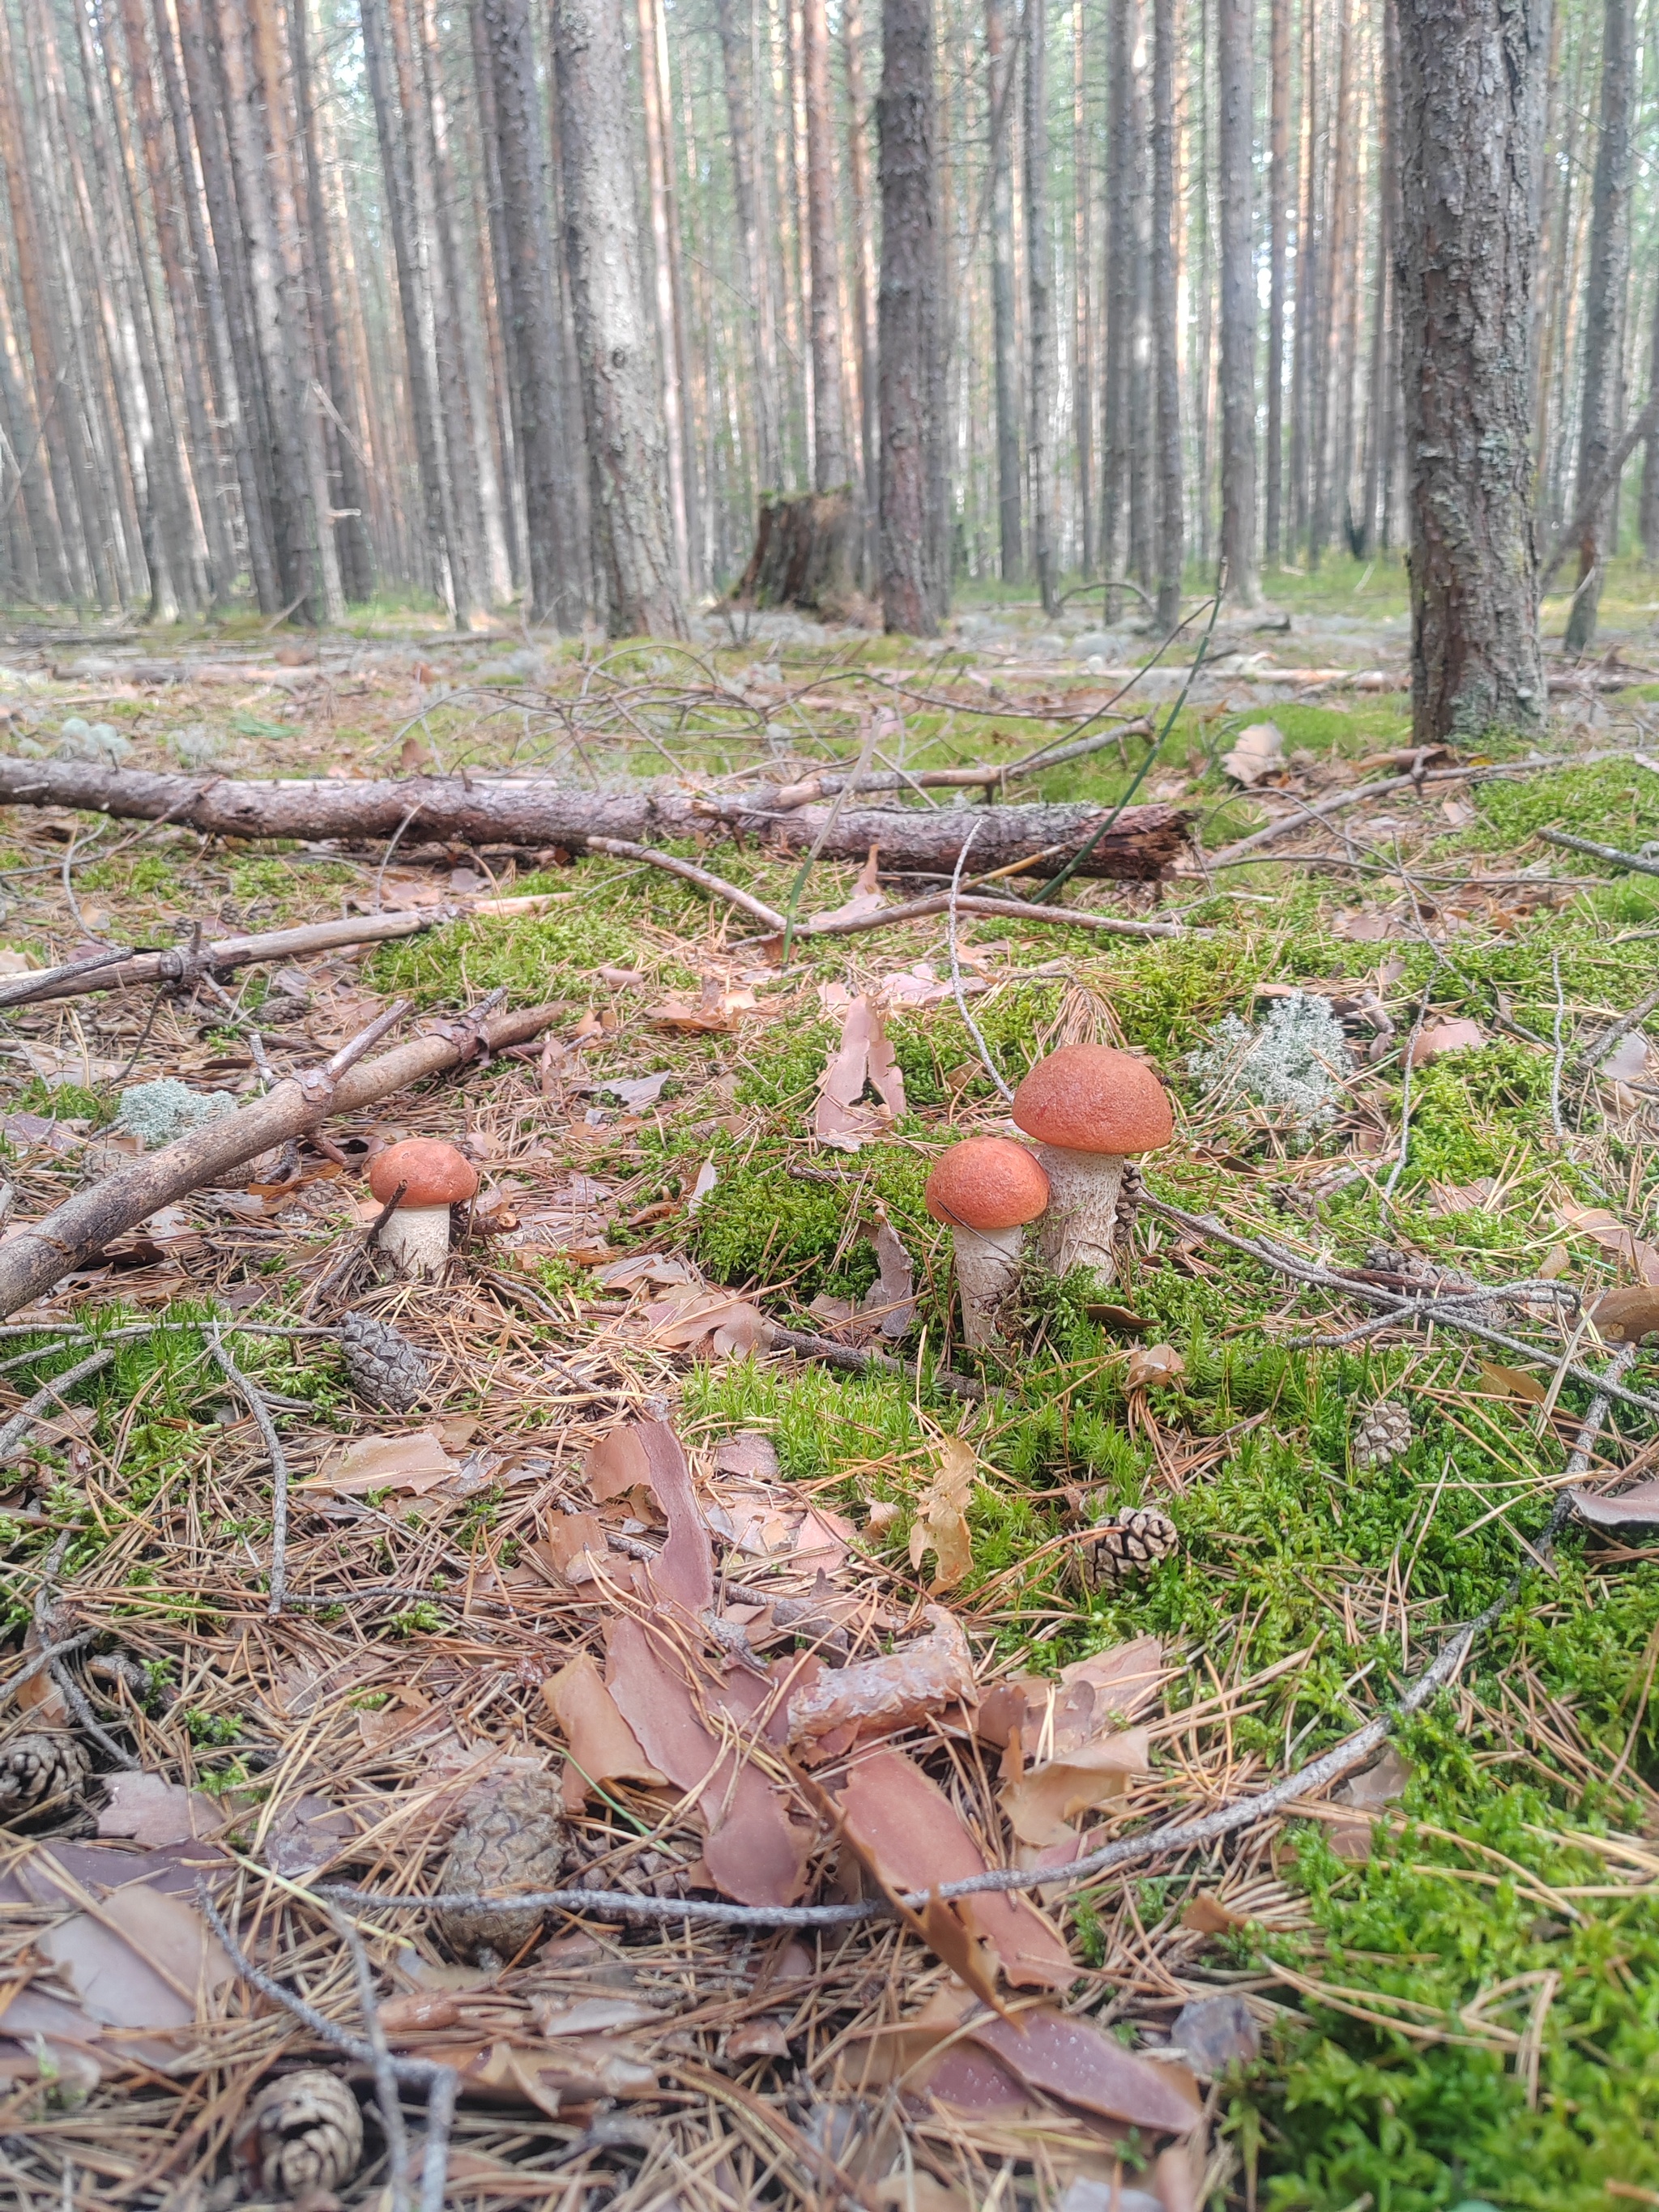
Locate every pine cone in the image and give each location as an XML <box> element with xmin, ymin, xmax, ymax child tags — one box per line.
<box><xmin>437</xmin><ymin>1769</ymin><xmax>568</xmax><ymax>1964</ymax></box>
<box><xmin>1354</xmin><ymin>1401</ymin><xmax>1412</xmax><ymax>1470</ymax></box>
<box><xmin>232</xmin><ymin>2068</ymin><xmax>363</xmax><ymax>2200</ymax></box>
<box><xmin>340</xmin><ymin>1310</ymin><xmax>432</xmax><ymax>1412</ymax></box>
<box><xmin>0</xmin><ymin>1731</ymin><xmax>89</xmax><ymax>1819</ymax></box>
<box><xmin>1088</xmin><ymin>1506</ymin><xmax>1179</xmax><ymax>1587</ymax></box>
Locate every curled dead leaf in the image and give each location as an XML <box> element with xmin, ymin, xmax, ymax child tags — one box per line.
<box><xmin>1124</xmin><ymin>1342</ymin><xmax>1185</xmax><ymax>1392</ymax></box>
<box><xmin>1410</xmin><ymin>1018</ymin><xmax>1487</xmax><ymax>1065</ymax></box>
<box><xmin>908</xmin><ymin>1437</ymin><xmax>976</xmax><ymax>1594</ymax></box>
<box><xmin>1220</xmin><ymin>722</ymin><xmax>1284</xmax><ymax>786</ymax></box>
<box><xmin>1593</xmin><ymin>1285</ymin><xmax>1659</xmax><ymax>1344</ymax></box>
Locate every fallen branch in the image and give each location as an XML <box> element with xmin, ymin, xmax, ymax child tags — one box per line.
<box><xmin>761</xmin><ymin>1320</ymin><xmax>987</xmax><ymax>1403</ymax></box>
<box><xmin>0</xmin><ymin>1345</ymin><xmax>116</xmax><ymax>1462</ymax></box>
<box><xmin>1538</xmin><ymin>390</ymin><xmax>1659</xmax><ymax>595</ymax></box>
<box><xmin>1200</xmin><ymin>757</ymin><xmax>1552</xmax><ymax>870</ymax></box>
<box><xmin>0</xmin><ymin>899</ymin><xmax>556</xmax><ymax>1013</ymax></box>
<box><xmin>0</xmin><ymin>758</ymin><xmax>1192</xmax><ymax>882</ymax></box>
<box><xmin>207</xmin><ymin>1323</ymin><xmax>292</xmax><ymax>1617</ymax></box>
<box><xmin>0</xmin><ymin>997</ymin><xmax>563</xmax><ymax>1320</ymax></box>
<box><xmin>1537</xmin><ymin>826</ymin><xmax>1659</xmax><ymax>883</ymax></box>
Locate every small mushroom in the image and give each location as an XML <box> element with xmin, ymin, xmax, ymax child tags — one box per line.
<box><xmin>366</xmin><ymin>1137</ymin><xmax>479</xmax><ymax>1280</ymax></box>
<box><xmin>1010</xmin><ymin>1043</ymin><xmax>1171</xmax><ymax>1281</ymax></box>
<box><xmin>924</xmin><ymin>1136</ymin><xmax>1050</xmax><ymax>1346</ymax></box>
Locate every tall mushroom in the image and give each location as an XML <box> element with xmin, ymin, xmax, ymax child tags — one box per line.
<box><xmin>1010</xmin><ymin>1044</ymin><xmax>1171</xmax><ymax>1281</ymax></box>
<box><xmin>924</xmin><ymin>1136</ymin><xmax>1050</xmax><ymax>1347</ymax></box>
<box><xmin>367</xmin><ymin>1138</ymin><xmax>479</xmax><ymax>1280</ymax></box>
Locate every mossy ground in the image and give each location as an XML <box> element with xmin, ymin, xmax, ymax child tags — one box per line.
<box><xmin>2</xmin><ymin>578</ymin><xmax>1658</xmax><ymax>2208</ymax></box>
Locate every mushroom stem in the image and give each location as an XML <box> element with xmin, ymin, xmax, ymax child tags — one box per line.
<box><xmin>950</xmin><ymin>1221</ymin><xmax>1026</xmax><ymax>1346</ymax></box>
<box><xmin>1029</xmin><ymin>1144</ymin><xmax>1125</xmax><ymax>1281</ymax></box>
<box><xmin>377</xmin><ymin>1204</ymin><xmax>451</xmax><ymax>1280</ymax></box>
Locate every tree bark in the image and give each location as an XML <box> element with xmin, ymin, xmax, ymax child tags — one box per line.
<box><xmin>478</xmin><ymin>0</ymin><xmax>581</xmax><ymax>629</ymax></box>
<box><xmin>715</xmin><ymin>0</ymin><xmax>783</xmax><ymax>498</ymax></box>
<box><xmin>637</xmin><ymin>0</ymin><xmax>693</xmax><ymax>586</ymax></box>
<box><xmin>1150</xmin><ymin>0</ymin><xmax>1183</xmax><ymax>631</ymax></box>
<box><xmin>550</xmin><ymin>0</ymin><xmax>687</xmax><ymax>638</ymax></box>
<box><xmin>1563</xmin><ymin>0</ymin><xmax>1635</xmax><ymax>654</ymax></box>
<box><xmin>843</xmin><ymin>0</ymin><xmax>881</xmax><ymax>563</ymax></box>
<box><xmin>1023</xmin><ymin>0</ymin><xmax>1057</xmax><ymax>616</ymax></box>
<box><xmin>1264</xmin><ymin>0</ymin><xmax>1290</xmax><ymax>566</ymax></box>
<box><xmin>1100</xmin><ymin>0</ymin><xmax>1134</xmax><ymax>614</ymax></box>
<box><xmin>1290</xmin><ymin>0</ymin><xmax>1317</xmax><ymax>557</ymax></box>
<box><xmin>1396</xmin><ymin>0</ymin><xmax>1546</xmax><ymax>739</ymax></box>
<box><xmin>1072</xmin><ymin>0</ymin><xmax>1094</xmax><ymax>580</ymax></box>
<box><xmin>1641</xmin><ymin>265</ymin><xmax>1659</xmax><ymax>565</ymax></box>
<box><xmin>802</xmin><ymin>0</ymin><xmax>848</xmax><ymax>491</ymax></box>
<box><xmin>1217</xmin><ymin>0</ymin><xmax>1258</xmax><ymax>605</ymax></box>
<box><xmin>0</xmin><ymin>758</ymin><xmax>1192</xmax><ymax>881</ymax></box>
<box><xmin>877</xmin><ymin>0</ymin><xmax>942</xmax><ymax>635</ymax></box>
<box><xmin>986</xmin><ymin>0</ymin><xmax>1022</xmax><ymax>583</ymax></box>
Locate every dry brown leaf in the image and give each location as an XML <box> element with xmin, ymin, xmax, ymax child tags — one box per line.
<box><xmin>437</xmin><ymin>2038</ymin><xmax>659</xmax><ymax>2113</ymax></box>
<box><xmin>909</xmin><ymin>1437</ymin><xmax>976</xmax><ymax>1593</ymax></box>
<box><xmin>1220</xmin><ymin>722</ymin><xmax>1284</xmax><ymax>786</ymax></box>
<box><xmin>1600</xmin><ymin>1033</ymin><xmax>1655</xmax><ymax>1085</ymax></box>
<box><xmin>1566</xmin><ymin>1477</ymin><xmax>1659</xmax><ymax>1530</ymax></box>
<box><xmin>979</xmin><ymin>1638</ymin><xmax>1167</xmax><ymax>1758</ymax></box>
<box><xmin>1332</xmin><ymin>1745</ymin><xmax>1413</xmax><ymax>1811</ymax></box>
<box><xmin>834</xmin><ymin>1745</ymin><xmax>1073</xmax><ymax>1989</ymax></box>
<box><xmin>1558</xmin><ymin>1204</ymin><xmax>1659</xmax><ymax>1287</ymax></box>
<box><xmin>712</xmin><ymin>1432</ymin><xmax>781</xmax><ymax>1480</ymax></box>
<box><xmin>814</xmin><ymin>992</ymin><xmax>907</xmax><ymax>1152</ymax></box>
<box><xmin>1000</xmin><ymin>1727</ymin><xmax>1153</xmax><ymax>1847</ymax></box>
<box><xmin>604</xmin><ymin>1618</ymin><xmax>807</xmax><ymax>1906</ymax></box>
<box><xmin>649</xmin><ymin>975</ymin><xmax>761</xmax><ymax>1033</ymax></box>
<box><xmin>808</xmin><ymin>845</ymin><xmax>888</xmax><ymax>929</ymax></box>
<box><xmin>640</xmin><ymin>1281</ymin><xmax>770</xmax><ymax>1357</ymax></box>
<box><xmin>96</xmin><ymin>1772</ymin><xmax>227</xmax><ymax>1848</ymax></box>
<box><xmin>1410</xmin><ymin>1018</ymin><xmax>1487</xmax><ymax>1064</ymax></box>
<box><xmin>787</xmin><ymin>1605</ymin><xmax>976</xmax><ymax>1745</ymax></box>
<box><xmin>541</xmin><ymin>1653</ymin><xmax>667</xmax><ymax>1808</ymax></box>
<box><xmin>584</xmin><ymin>1420</ymin><xmax>713</xmax><ymax>1613</ymax></box>
<box><xmin>1124</xmin><ymin>1342</ymin><xmax>1185</xmax><ymax>1392</ymax></box>
<box><xmin>356</xmin><ymin>1686</ymin><xmax>446</xmax><ymax>1753</ymax></box>
<box><xmin>1477</xmin><ymin>1361</ymin><xmax>1549</xmax><ymax>1404</ymax></box>
<box><xmin>36</xmin><ymin>1883</ymin><xmax>233</xmax><ymax>2036</ymax></box>
<box><xmin>965</xmin><ymin>2005</ymin><xmax>1202</xmax><ymax>2132</ymax></box>
<box><xmin>535</xmin><ymin>1512</ymin><xmax>609</xmax><ymax>1586</ymax></box>
<box><xmin>1181</xmin><ymin>1890</ymin><xmax>1249</xmax><ymax>1935</ymax></box>
<box><xmin>302</xmin><ymin>1430</ymin><xmax>458</xmax><ymax>1497</ymax></box>
<box><xmin>1593</xmin><ymin>1285</ymin><xmax>1659</xmax><ymax>1344</ymax></box>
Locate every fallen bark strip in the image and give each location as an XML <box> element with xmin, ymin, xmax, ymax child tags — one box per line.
<box><xmin>0</xmin><ymin>759</ymin><xmax>1192</xmax><ymax>882</ymax></box>
<box><xmin>1537</xmin><ymin>826</ymin><xmax>1659</xmax><ymax>881</ymax></box>
<box><xmin>0</xmin><ymin>998</ymin><xmax>561</xmax><ymax>1320</ymax></box>
<box><xmin>0</xmin><ymin>899</ymin><xmax>554</xmax><ymax>1013</ymax></box>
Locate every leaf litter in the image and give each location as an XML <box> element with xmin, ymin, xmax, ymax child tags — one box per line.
<box><xmin>0</xmin><ymin>624</ymin><xmax>1657</xmax><ymax>2210</ymax></box>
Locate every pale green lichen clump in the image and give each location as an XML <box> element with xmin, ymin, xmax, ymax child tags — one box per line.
<box><xmin>115</xmin><ymin>1079</ymin><xmax>237</xmax><ymax>1149</ymax></box>
<box><xmin>1187</xmin><ymin>989</ymin><xmax>1353</xmax><ymax>1134</ymax></box>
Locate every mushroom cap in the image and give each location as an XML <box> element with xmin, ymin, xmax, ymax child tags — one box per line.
<box><xmin>925</xmin><ymin>1136</ymin><xmax>1051</xmax><ymax>1230</ymax></box>
<box><xmin>1011</xmin><ymin>1043</ymin><xmax>1172</xmax><ymax>1155</ymax></box>
<box><xmin>368</xmin><ymin>1137</ymin><xmax>479</xmax><ymax>1209</ymax></box>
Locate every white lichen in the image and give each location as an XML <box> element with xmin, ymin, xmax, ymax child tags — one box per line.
<box><xmin>168</xmin><ymin>725</ymin><xmax>224</xmax><ymax>770</ymax></box>
<box><xmin>54</xmin><ymin>717</ymin><xmax>130</xmax><ymax>765</ymax></box>
<box><xmin>115</xmin><ymin>1079</ymin><xmax>237</xmax><ymax>1149</ymax></box>
<box><xmin>1188</xmin><ymin>991</ymin><xmax>1353</xmax><ymax>1134</ymax></box>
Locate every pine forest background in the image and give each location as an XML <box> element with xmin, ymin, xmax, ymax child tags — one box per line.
<box><xmin>0</xmin><ymin>0</ymin><xmax>1656</xmax><ymax>636</ymax></box>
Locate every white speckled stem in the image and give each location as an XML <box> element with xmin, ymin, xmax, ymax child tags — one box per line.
<box><xmin>377</xmin><ymin>1204</ymin><xmax>450</xmax><ymax>1280</ymax></box>
<box><xmin>1030</xmin><ymin>1144</ymin><xmax>1124</xmax><ymax>1281</ymax></box>
<box><xmin>952</xmin><ymin>1222</ymin><xmax>1025</xmax><ymax>1345</ymax></box>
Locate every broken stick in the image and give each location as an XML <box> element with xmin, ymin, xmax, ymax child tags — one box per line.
<box><xmin>0</xmin><ymin>998</ymin><xmax>563</xmax><ymax>1320</ymax></box>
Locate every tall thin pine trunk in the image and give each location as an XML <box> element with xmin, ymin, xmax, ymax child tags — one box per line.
<box><xmin>638</xmin><ymin>0</ymin><xmax>692</xmax><ymax>586</ymax></box>
<box><xmin>1563</xmin><ymin>0</ymin><xmax>1635</xmax><ymax>653</ymax></box>
<box><xmin>551</xmin><ymin>0</ymin><xmax>686</xmax><ymax>637</ymax></box>
<box><xmin>1290</xmin><ymin>0</ymin><xmax>1316</xmax><ymax>555</ymax></box>
<box><xmin>1397</xmin><ymin>0</ymin><xmax>1545</xmax><ymax>739</ymax></box>
<box><xmin>986</xmin><ymin>0</ymin><xmax>1021</xmax><ymax>582</ymax></box>
<box><xmin>844</xmin><ymin>0</ymin><xmax>881</xmax><ymax>557</ymax></box>
<box><xmin>1217</xmin><ymin>0</ymin><xmax>1257</xmax><ymax>601</ymax></box>
<box><xmin>715</xmin><ymin>0</ymin><xmax>782</xmax><ymax>497</ymax></box>
<box><xmin>878</xmin><ymin>0</ymin><xmax>941</xmax><ymax>633</ymax></box>
<box><xmin>1101</xmin><ymin>0</ymin><xmax>1133</xmax><ymax>611</ymax></box>
<box><xmin>1024</xmin><ymin>0</ymin><xmax>1057</xmax><ymax>615</ymax></box>
<box><xmin>1265</xmin><ymin>0</ymin><xmax>1290</xmax><ymax>565</ymax></box>
<box><xmin>1152</xmin><ymin>0</ymin><xmax>1183</xmax><ymax>628</ymax></box>
<box><xmin>803</xmin><ymin>0</ymin><xmax>848</xmax><ymax>489</ymax></box>
<box><xmin>1073</xmin><ymin>0</ymin><xmax>1094</xmax><ymax>578</ymax></box>
<box><xmin>1641</xmin><ymin>271</ymin><xmax>1659</xmax><ymax>563</ymax></box>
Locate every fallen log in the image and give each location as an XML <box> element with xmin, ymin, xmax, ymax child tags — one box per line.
<box><xmin>0</xmin><ymin>761</ymin><xmax>1192</xmax><ymax>882</ymax></box>
<box><xmin>0</xmin><ymin>997</ymin><xmax>561</xmax><ymax>1320</ymax></box>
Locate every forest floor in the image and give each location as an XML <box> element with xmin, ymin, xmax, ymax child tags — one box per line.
<box><xmin>0</xmin><ymin>553</ymin><xmax>1657</xmax><ymax>2211</ymax></box>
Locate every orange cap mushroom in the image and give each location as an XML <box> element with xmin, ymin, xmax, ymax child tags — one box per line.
<box><xmin>925</xmin><ymin>1137</ymin><xmax>1050</xmax><ymax>1231</ymax></box>
<box><xmin>1011</xmin><ymin>1043</ymin><xmax>1171</xmax><ymax>1156</ymax></box>
<box><xmin>369</xmin><ymin>1138</ymin><xmax>480</xmax><ymax>1210</ymax></box>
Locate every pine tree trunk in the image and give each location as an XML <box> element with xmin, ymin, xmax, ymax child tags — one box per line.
<box><xmin>1127</xmin><ymin>40</ymin><xmax>1154</xmax><ymax>592</ymax></box>
<box><xmin>1396</xmin><ymin>0</ymin><xmax>1545</xmax><ymax>739</ymax></box>
<box><xmin>1217</xmin><ymin>0</ymin><xmax>1257</xmax><ymax>603</ymax></box>
<box><xmin>1071</xmin><ymin>0</ymin><xmax>1094</xmax><ymax>580</ymax></box>
<box><xmin>648</xmin><ymin>0</ymin><xmax>702</xmax><ymax>586</ymax></box>
<box><xmin>171</xmin><ymin>0</ymin><xmax>284</xmax><ymax>612</ymax></box>
<box><xmin>1640</xmin><ymin>272</ymin><xmax>1659</xmax><ymax>564</ymax></box>
<box><xmin>802</xmin><ymin>0</ymin><xmax>848</xmax><ymax>491</ymax></box>
<box><xmin>1023</xmin><ymin>0</ymin><xmax>1057</xmax><ymax>616</ymax></box>
<box><xmin>551</xmin><ymin>0</ymin><xmax>687</xmax><ymax>638</ymax></box>
<box><xmin>877</xmin><ymin>0</ymin><xmax>941</xmax><ymax>636</ymax></box>
<box><xmin>1290</xmin><ymin>0</ymin><xmax>1316</xmax><ymax>557</ymax></box>
<box><xmin>1563</xmin><ymin>0</ymin><xmax>1635</xmax><ymax>654</ymax></box>
<box><xmin>1151</xmin><ymin>0</ymin><xmax>1183</xmax><ymax>630</ymax></box>
<box><xmin>1264</xmin><ymin>0</ymin><xmax>1290</xmax><ymax>567</ymax></box>
<box><xmin>1358</xmin><ymin>0</ymin><xmax>1395</xmax><ymax>558</ymax></box>
<box><xmin>843</xmin><ymin>0</ymin><xmax>881</xmax><ymax>565</ymax></box>
<box><xmin>986</xmin><ymin>0</ymin><xmax>1022</xmax><ymax>583</ymax></box>
<box><xmin>1101</xmin><ymin>0</ymin><xmax>1138</xmax><ymax>615</ymax></box>
<box><xmin>360</xmin><ymin>0</ymin><xmax>464</xmax><ymax>621</ymax></box>
<box><xmin>292</xmin><ymin>0</ymin><xmax>375</xmax><ymax>605</ymax></box>
<box><xmin>637</xmin><ymin>0</ymin><xmax>693</xmax><ymax>587</ymax></box>
<box><xmin>476</xmin><ymin>0</ymin><xmax>582</xmax><ymax>630</ymax></box>
<box><xmin>714</xmin><ymin>0</ymin><xmax>782</xmax><ymax>497</ymax></box>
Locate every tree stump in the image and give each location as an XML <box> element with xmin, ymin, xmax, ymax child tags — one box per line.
<box><xmin>735</xmin><ymin>490</ymin><xmax>859</xmax><ymax>614</ymax></box>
